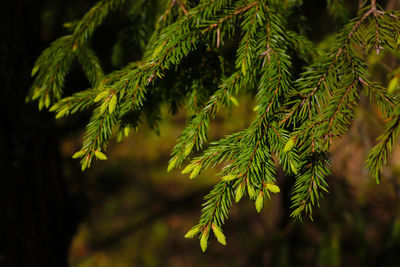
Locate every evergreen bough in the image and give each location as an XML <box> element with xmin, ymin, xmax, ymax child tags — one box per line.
<box><xmin>28</xmin><ymin>0</ymin><xmax>400</xmax><ymax>251</ymax></box>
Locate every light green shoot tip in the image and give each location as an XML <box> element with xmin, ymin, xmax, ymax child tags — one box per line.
<box><xmin>94</xmin><ymin>150</ymin><xmax>108</xmax><ymax>160</ymax></box>
<box><xmin>255</xmin><ymin>191</ymin><xmax>264</xmax><ymax>213</ymax></box>
<box><xmin>189</xmin><ymin>164</ymin><xmax>202</xmax><ymax>179</ymax></box>
<box><xmin>183</xmin><ymin>142</ymin><xmax>194</xmax><ymax>157</ymax></box>
<box><xmin>200</xmin><ymin>230</ymin><xmax>209</xmax><ymax>252</ymax></box>
<box><xmin>212</xmin><ymin>224</ymin><xmax>226</xmax><ymax>245</ymax></box>
<box><xmin>94</xmin><ymin>91</ymin><xmax>109</xmax><ymax>102</ymax></box>
<box><xmin>221</xmin><ymin>173</ymin><xmax>236</xmax><ymax>181</ymax></box>
<box><xmin>181</xmin><ymin>162</ymin><xmax>197</xmax><ymax>174</ymax></box>
<box><xmin>235</xmin><ymin>183</ymin><xmax>245</xmax><ymax>203</ymax></box>
<box><xmin>266</xmin><ymin>183</ymin><xmax>280</xmax><ymax>193</ymax></box>
<box><xmin>229</xmin><ymin>96</ymin><xmax>239</xmax><ymax>106</ymax></box>
<box><xmin>55</xmin><ymin>107</ymin><xmax>69</xmax><ymax>119</ymax></box>
<box><xmin>108</xmin><ymin>94</ymin><xmax>117</xmax><ymax>114</ymax></box>
<box><xmin>167</xmin><ymin>157</ymin><xmax>178</xmax><ymax>172</ymax></box>
<box><xmin>184</xmin><ymin>226</ymin><xmax>200</xmax><ymax>238</ymax></box>
<box><xmin>388</xmin><ymin>76</ymin><xmax>399</xmax><ymax>94</ymax></box>
<box><xmin>72</xmin><ymin>150</ymin><xmax>86</xmax><ymax>159</ymax></box>
<box><xmin>283</xmin><ymin>137</ymin><xmax>296</xmax><ymax>153</ymax></box>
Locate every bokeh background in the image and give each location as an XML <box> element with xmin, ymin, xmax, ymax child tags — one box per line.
<box><xmin>2</xmin><ymin>0</ymin><xmax>400</xmax><ymax>266</ymax></box>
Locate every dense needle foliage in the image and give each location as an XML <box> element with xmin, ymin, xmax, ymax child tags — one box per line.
<box><xmin>28</xmin><ymin>0</ymin><xmax>400</xmax><ymax>251</ymax></box>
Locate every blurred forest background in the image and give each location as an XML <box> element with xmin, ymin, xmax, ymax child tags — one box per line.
<box><xmin>2</xmin><ymin>0</ymin><xmax>400</xmax><ymax>266</ymax></box>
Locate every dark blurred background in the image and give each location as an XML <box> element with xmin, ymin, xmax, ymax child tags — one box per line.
<box><xmin>2</xmin><ymin>0</ymin><xmax>400</xmax><ymax>266</ymax></box>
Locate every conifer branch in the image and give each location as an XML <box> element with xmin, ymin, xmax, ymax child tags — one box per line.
<box><xmin>291</xmin><ymin>152</ymin><xmax>330</xmax><ymax>220</ymax></box>
<box><xmin>288</xmin><ymin>4</ymin><xmax>400</xmax><ymax>219</ymax></box>
<box><xmin>28</xmin><ymin>0</ymin><xmax>400</xmax><ymax>251</ymax></box>
<box><xmin>367</xmin><ymin>106</ymin><xmax>400</xmax><ymax>183</ymax></box>
<box><xmin>29</xmin><ymin>0</ymin><xmax>126</xmax><ymax>108</ymax></box>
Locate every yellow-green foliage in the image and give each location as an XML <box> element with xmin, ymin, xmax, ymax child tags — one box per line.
<box><xmin>28</xmin><ymin>0</ymin><xmax>400</xmax><ymax>251</ymax></box>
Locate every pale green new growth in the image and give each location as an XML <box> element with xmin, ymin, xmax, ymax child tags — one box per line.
<box><xmin>212</xmin><ymin>224</ymin><xmax>227</xmax><ymax>245</ymax></box>
<box><xmin>184</xmin><ymin>226</ymin><xmax>200</xmax><ymax>239</ymax></box>
<box><xmin>255</xmin><ymin>191</ymin><xmax>264</xmax><ymax>213</ymax></box>
<box><xmin>94</xmin><ymin>150</ymin><xmax>108</xmax><ymax>160</ymax></box>
<box><xmin>200</xmin><ymin>228</ymin><xmax>209</xmax><ymax>252</ymax></box>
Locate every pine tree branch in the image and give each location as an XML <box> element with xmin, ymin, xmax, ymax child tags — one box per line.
<box><xmin>27</xmin><ymin>0</ymin><xmax>400</xmax><ymax>250</ymax></box>
<box><xmin>367</xmin><ymin>106</ymin><xmax>400</xmax><ymax>183</ymax></box>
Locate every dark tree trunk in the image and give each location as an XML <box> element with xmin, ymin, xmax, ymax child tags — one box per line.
<box><xmin>0</xmin><ymin>1</ymin><xmax>81</xmax><ymax>266</ymax></box>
